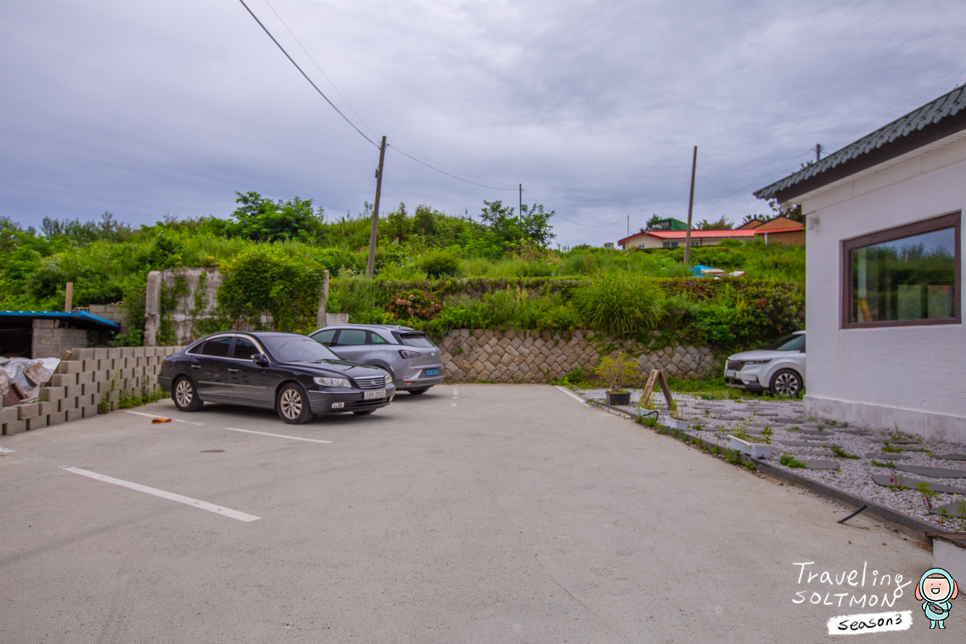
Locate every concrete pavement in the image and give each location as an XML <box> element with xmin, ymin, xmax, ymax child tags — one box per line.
<box><xmin>0</xmin><ymin>384</ymin><xmax>956</xmax><ymax>642</ymax></box>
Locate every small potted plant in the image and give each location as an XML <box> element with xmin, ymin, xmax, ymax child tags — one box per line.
<box><xmin>594</xmin><ymin>352</ymin><xmax>638</xmax><ymax>406</ymax></box>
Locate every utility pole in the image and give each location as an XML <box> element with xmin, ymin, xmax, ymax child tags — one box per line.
<box><xmin>519</xmin><ymin>184</ymin><xmax>523</xmax><ymax>216</ymax></box>
<box><xmin>684</xmin><ymin>146</ymin><xmax>697</xmax><ymax>267</ymax></box>
<box><xmin>366</xmin><ymin>136</ymin><xmax>387</xmax><ymax>278</ymax></box>
<box><xmin>626</xmin><ymin>215</ymin><xmax>630</xmax><ymax>246</ymax></box>
<box><xmin>815</xmin><ymin>143</ymin><xmax>824</xmax><ymax>163</ymax></box>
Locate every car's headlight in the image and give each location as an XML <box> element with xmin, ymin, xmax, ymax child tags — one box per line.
<box><xmin>743</xmin><ymin>359</ymin><xmax>772</xmax><ymax>366</ymax></box>
<box><xmin>313</xmin><ymin>377</ymin><xmax>351</xmax><ymax>388</ymax></box>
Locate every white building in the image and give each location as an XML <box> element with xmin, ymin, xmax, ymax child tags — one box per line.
<box><xmin>756</xmin><ymin>86</ymin><xmax>965</xmax><ymax>444</ymax></box>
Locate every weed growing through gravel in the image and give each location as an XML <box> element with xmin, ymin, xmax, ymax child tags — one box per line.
<box><xmin>916</xmin><ymin>482</ymin><xmax>937</xmax><ymax>512</ymax></box>
<box><xmin>871</xmin><ymin>460</ymin><xmax>896</xmax><ymax>469</ymax></box>
<box><xmin>830</xmin><ymin>445</ymin><xmax>860</xmax><ymax>460</ymax></box>
<box><xmin>780</xmin><ymin>454</ymin><xmax>806</xmax><ymax>468</ymax></box>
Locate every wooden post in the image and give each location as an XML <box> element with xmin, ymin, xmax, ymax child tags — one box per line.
<box><xmin>639</xmin><ymin>368</ymin><xmax>676</xmax><ymax>412</ymax></box>
<box><xmin>366</xmin><ymin>136</ymin><xmax>387</xmax><ymax>278</ymax></box>
<box><xmin>64</xmin><ymin>282</ymin><xmax>73</xmax><ymax>312</ymax></box>
<box><xmin>684</xmin><ymin>146</ymin><xmax>697</xmax><ymax>267</ymax></box>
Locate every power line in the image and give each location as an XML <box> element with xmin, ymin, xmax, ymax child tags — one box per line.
<box><xmin>235</xmin><ymin>0</ymin><xmax>378</xmax><ymax>148</ymax></box>
<box><xmin>691</xmin><ymin>148</ymin><xmax>814</xmax><ymax>216</ymax></box>
<box><xmin>522</xmin><ymin>188</ymin><xmax>623</xmax><ymax>227</ymax></box>
<box><xmin>389</xmin><ymin>145</ymin><xmax>517</xmax><ymax>189</ymax></box>
<box><xmin>259</xmin><ymin>0</ymin><xmax>378</xmax><ymax>141</ymax></box>
<box><xmin>388</xmin><ymin>145</ymin><xmax>517</xmax><ymax>190</ymax></box>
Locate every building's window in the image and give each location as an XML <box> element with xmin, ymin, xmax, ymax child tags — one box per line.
<box><xmin>842</xmin><ymin>212</ymin><xmax>960</xmax><ymax>328</ymax></box>
<box><xmin>662</xmin><ymin>241</ymin><xmax>679</xmax><ymax>248</ymax></box>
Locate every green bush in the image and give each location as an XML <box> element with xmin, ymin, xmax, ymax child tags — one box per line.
<box><xmin>417</xmin><ymin>250</ymin><xmax>462</xmax><ymax>278</ymax></box>
<box><xmin>571</xmin><ymin>270</ymin><xmax>664</xmax><ymax>336</ymax></box>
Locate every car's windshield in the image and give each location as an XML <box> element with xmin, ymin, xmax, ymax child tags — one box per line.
<box><xmin>262</xmin><ymin>336</ymin><xmax>340</xmax><ymax>363</ymax></box>
<box><xmin>763</xmin><ymin>333</ymin><xmax>805</xmax><ymax>352</ymax></box>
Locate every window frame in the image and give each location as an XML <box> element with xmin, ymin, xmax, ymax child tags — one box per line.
<box><xmin>840</xmin><ymin>211</ymin><xmax>961</xmax><ymax>329</ymax></box>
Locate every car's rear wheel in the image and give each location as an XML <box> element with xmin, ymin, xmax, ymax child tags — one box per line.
<box><xmin>769</xmin><ymin>369</ymin><xmax>803</xmax><ymax>397</ymax></box>
<box><xmin>408</xmin><ymin>387</ymin><xmax>429</xmax><ymax>395</ymax></box>
<box><xmin>173</xmin><ymin>377</ymin><xmax>203</xmax><ymax>412</ymax></box>
<box><xmin>276</xmin><ymin>383</ymin><xmax>313</xmax><ymax>424</ymax></box>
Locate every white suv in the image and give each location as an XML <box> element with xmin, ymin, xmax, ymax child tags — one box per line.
<box><xmin>724</xmin><ymin>331</ymin><xmax>805</xmax><ymax>396</ymax></box>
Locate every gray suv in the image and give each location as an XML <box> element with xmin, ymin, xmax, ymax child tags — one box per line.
<box><xmin>309</xmin><ymin>324</ymin><xmax>444</xmax><ymax>395</ymax></box>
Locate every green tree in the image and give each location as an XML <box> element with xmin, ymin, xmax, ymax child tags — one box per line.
<box><xmin>696</xmin><ymin>215</ymin><xmax>733</xmax><ymax>230</ymax></box>
<box><xmin>645</xmin><ymin>214</ymin><xmax>661</xmax><ymax>230</ymax></box>
<box><xmin>230</xmin><ymin>191</ymin><xmax>324</xmax><ymax>242</ymax></box>
<box><xmin>478</xmin><ymin>200</ymin><xmax>555</xmax><ymax>249</ymax></box>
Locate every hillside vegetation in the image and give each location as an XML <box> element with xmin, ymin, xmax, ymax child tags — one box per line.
<box><xmin>0</xmin><ymin>194</ymin><xmax>805</xmax><ymax>349</ymax></box>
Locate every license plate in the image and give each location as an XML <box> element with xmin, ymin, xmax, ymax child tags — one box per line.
<box><xmin>363</xmin><ymin>390</ymin><xmax>387</xmax><ymax>400</ymax></box>
<box><xmin>424</xmin><ymin>369</ymin><xmax>439</xmax><ymax>376</ymax></box>
<box><xmin>725</xmin><ymin>370</ymin><xmax>737</xmax><ymax>378</ymax></box>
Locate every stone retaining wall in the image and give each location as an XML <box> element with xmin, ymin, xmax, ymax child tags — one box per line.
<box><xmin>439</xmin><ymin>329</ymin><xmax>718</xmax><ymax>383</ymax></box>
<box><xmin>1</xmin><ymin>345</ymin><xmax>182</xmax><ymax>436</ymax></box>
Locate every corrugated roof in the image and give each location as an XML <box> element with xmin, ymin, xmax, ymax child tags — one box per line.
<box><xmin>0</xmin><ymin>310</ymin><xmax>120</xmax><ymax>330</ymax></box>
<box><xmin>755</xmin><ymin>86</ymin><xmax>966</xmax><ymax>202</ymax></box>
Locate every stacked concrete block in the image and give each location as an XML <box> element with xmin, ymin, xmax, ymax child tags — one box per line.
<box><xmin>31</xmin><ymin>319</ymin><xmax>89</xmax><ymax>360</ymax></box>
<box><xmin>439</xmin><ymin>329</ymin><xmax>721</xmax><ymax>384</ymax></box>
<box><xmin>0</xmin><ymin>344</ymin><xmax>181</xmax><ymax>436</ymax></box>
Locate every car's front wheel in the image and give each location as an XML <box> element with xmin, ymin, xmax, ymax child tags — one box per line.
<box><xmin>769</xmin><ymin>369</ymin><xmax>803</xmax><ymax>397</ymax></box>
<box><xmin>173</xmin><ymin>377</ymin><xmax>203</xmax><ymax>412</ymax></box>
<box><xmin>276</xmin><ymin>383</ymin><xmax>313</xmax><ymax>424</ymax></box>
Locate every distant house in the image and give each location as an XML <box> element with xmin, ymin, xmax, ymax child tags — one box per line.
<box><xmin>618</xmin><ymin>229</ymin><xmax>757</xmax><ymax>250</ymax></box>
<box><xmin>737</xmin><ymin>218</ymin><xmax>765</xmax><ymax>229</ymax></box>
<box><xmin>647</xmin><ymin>217</ymin><xmax>690</xmax><ymax>231</ymax></box>
<box><xmin>755</xmin><ymin>85</ymin><xmax>965</xmax><ymax>444</ymax></box>
<box><xmin>751</xmin><ymin>216</ymin><xmax>805</xmax><ymax>245</ymax></box>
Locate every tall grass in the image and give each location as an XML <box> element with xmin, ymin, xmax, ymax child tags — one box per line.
<box><xmin>571</xmin><ymin>270</ymin><xmax>664</xmax><ymax>336</ymax></box>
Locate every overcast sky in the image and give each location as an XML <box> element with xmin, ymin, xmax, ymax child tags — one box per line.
<box><xmin>2</xmin><ymin>0</ymin><xmax>965</xmax><ymax>247</ymax></box>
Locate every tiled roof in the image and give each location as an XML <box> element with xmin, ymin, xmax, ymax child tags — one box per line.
<box><xmin>755</xmin><ymin>86</ymin><xmax>966</xmax><ymax>202</ymax></box>
<box><xmin>618</xmin><ymin>229</ymin><xmax>757</xmax><ymax>244</ymax></box>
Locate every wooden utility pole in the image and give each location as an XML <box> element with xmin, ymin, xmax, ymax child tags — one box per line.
<box><xmin>64</xmin><ymin>282</ymin><xmax>73</xmax><ymax>312</ymax></box>
<box><xmin>519</xmin><ymin>184</ymin><xmax>523</xmax><ymax>216</ymax></box>
<box><xmin>684</xmin><ymin>146</ymin><xmax>697</xmax><ymax>267</ymax></box>
<box><xmin>366</xmin><ymin>136</ymin><xmax>387</xmax><ymax>278</ymax></box>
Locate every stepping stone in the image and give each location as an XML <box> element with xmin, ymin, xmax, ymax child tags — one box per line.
<box><xmin>773</xmin><ymin>417</ymin><xmax>805</xmax><ymax>423</ymax></box>
<box><xmin>930</xmin><ymin>501</ymin><xmax>966</xmax><ymax>517</ymax></box>
<box><xmin>867</xmin><ymin>452</ymin><xmax>911</xmax><ymax>460</ymax></box>
<box><xmin>780</xmin><ymin>440</ymin><xmax>828</xmax><ymax>447</ymax></box>
<box><xmin>886</xmin><ymin>439</ymin><xmax>920</xmax><ymax>445</ymax></box>
<box><xmin>798</xmin><ymin>449</ymin><xmax>836</xmax><ymax>457</ymax></box>
<box><xmin>933</xmin><ymin>454</ymin><xmax>966</xmax><ymax>461</ymax></box>
<box><xmin>715</xmin><ymin>415</ymin><xmax>743</xmax><ymax>421</ymax></box>
<box><xmin>871</xmin><ymin>473</ymin><xmax>966</xmax><ymax>494</ymax></box>
<box><xmin>896</xmin><ymin>464</ymin><xmax>966</xmax><ymax>479</ymax></box>
<box><xmin>753</xmin><ymin>412</ymin><xmax>779</xmax><ymax>417</ymax></box>
<box><xmin>837</xmin><ymin>429</ymin><xmax>874</xmax><ymax>435</ymax></box>
<box><xmin>806</xmin><ymin>460</ymin><xmax>840</xmax><ymax>470</ymax></box>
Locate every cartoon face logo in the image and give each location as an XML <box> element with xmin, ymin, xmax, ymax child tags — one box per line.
<box><xmin>915</xmin><ymin>568</ymin><xmax>959</xmax><ymax>630</ymax></box>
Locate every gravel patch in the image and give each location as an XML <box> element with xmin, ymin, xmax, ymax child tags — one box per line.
<box><xmin>576</xmin><ymin>386</ymin><xmax>966</xmax><ymax>533</ymax></box>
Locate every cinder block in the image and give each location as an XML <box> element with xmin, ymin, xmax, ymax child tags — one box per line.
<box><xmin>3</xmin><ymin>420</ymin><xmax>27</xmax><ymax>436</ymax></box>
<box><xmin>83</xmin><ymin>404</ymin><xmax>99</xmax><ymax>418</ymax></box>
<box><xmin>47</xmin><ymin>411</ymin><xmax>67</xmax><ymax>426</ymax></box>
<box><xmin>107</xmin><ymin>348</ymin><xmax>122</xmax><ymax>360</ymax></box>
<box><xmin>81</xmin><ymin>383</ymin><xmax>98</xmax><ymax>396</ymax></box>
<box><xmin>50</xmin><ymin>373</ymin><xmax>77</xmax><ymax>387</ymax></box>
<box><xmin>18</xmin><ymin>403</ymin><xmax>41</xmax><ymax>420</ymax></box>
<box><xmin>26</xmin><ymin>416</ymin><xmax>48</xmax><ymax>431</ymax></box>
<box><xmin>76</xmin><ymin>371</ymin><xmax>94</xmax><ymax>385</ymax></box>
<box><xmin>65</xmin><ymin>384</ymin><xmax>83</xmax><ymax>399</ymax></box>
<box><xmin>58</xmin><ymin>398</ymin><xmax>77</xmax><ymax>413</ymax></box>
<box><xmin>94</xmin><ymin>348</ymin><xmax>109</xmax><ymax>360</ymax></box>
<box><xmin>93</xmin><ymin>370</ymin><xmax>109</xmax><ymax>383</ymax></box>
<box><xmin>66</xmin><ymin>407</ymin><xmax>84</xmax><ymax>422</ymax></box>
<box><xmin>0</xmin><ymin>408</ymin><xmax>18</xmax><ymax>424</ymax></box>
<box><xmin>56</xmin><ymin>361</ymin><xmax>84</xmax><ymax>374</ymax></box>
<box><xmin>33</xmin><ymin>319</ymin><xmax>55</xmax><ymax>329</ymax></box>
<box><xmin>133</xmin><ymin>347</ymin><xmax>146</xmax><ymax>358</ymax></box>
<box><xmin>39</xmin><ymin>401</ymin><xmax>59</xmax><ymax>416</ymax></box>
<box><xmin>39</xmin><ymin>386</ymin><xmax>66</xmax><ymax>401</ymax></box>
<box><xmin>119</xmin><ymin>348</ymin><xmax>134</xmax><ymax>358</ymax></box>
<box><xmin>71</xmin><ymin>347</ymin><xmax>96</xmax><ymax>361</ymax></box>
<box><xmin>135</xmin><ymin>357</ymin><xmax>146</xmax><ymax>368</ymax></box>
<box><xmin>82</xmin><ymin>359</ymin><xmax>99</xmax><ymax>372</ymax></box>
<box><xmin>97</xmin><ymin>359</ymin><xmax>114</xmax><ymax>371</ymax></box>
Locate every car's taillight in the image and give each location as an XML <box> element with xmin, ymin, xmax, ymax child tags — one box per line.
<box><xmin>160</xmin><ymin>359</ymin><xmax>165</xmax><ymax>368</ymax></box>
<box><xmin>399</xmin><ymin>350</ymin><xmax>422</xmax><ymax>359</ymax></box>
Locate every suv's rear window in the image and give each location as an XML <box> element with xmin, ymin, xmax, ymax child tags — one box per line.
<box><xmin>398</xmin><ymin>333</ymin><xmax>435</xmax><ymax>348</ymax></box>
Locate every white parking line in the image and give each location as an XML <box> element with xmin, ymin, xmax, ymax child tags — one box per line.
<box><xmin>222</xmin><ymin>427</ymin><xmax>332</xmax><ymax>444</ymax></box>
<box><xmin>62</xmin><ymin>467</ymin><xmax>261</xmax><ymax>522</ymax></box>
<box><xmin>124</xmin><ymin>410</ymin><xmax>204</xmax><ymax>426</ymax></box>
<box><xmin>122</xmin><ymin>410</ymin><xmax>331</xmax><ymax>444</ymax></box>
<box><xmin>555</xmin><ymin>386</ymin><xmax>589</xmax><ymax>407</ymax></box>
<box><xmin>0</xmin><ymin>447</ymin><xmax>14</xmax><ymax>454</ymax></box>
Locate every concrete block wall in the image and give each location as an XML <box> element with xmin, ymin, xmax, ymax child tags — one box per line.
<box><xmin>439</xmin><ymin>329</ymin><xmax>719</xmax><ymax>383</ymax></box>
<box><xmin>84</xmin><ymin>303</ymin><xmax>128</xmax><ymax>334</ymax></box>
<box><xmin>31</xmin><ymin>319</ymin><xmax>89</xmax><ymax>359</ymax></box>
<box><xmin>1</xmin><ymin>345</ymin><xmax>182</xmax><ymax>436</ymax></box>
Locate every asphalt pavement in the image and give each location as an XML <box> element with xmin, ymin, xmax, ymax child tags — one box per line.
<box><xmin>0</xmin><ymin>384</ymin><xmax>956</xmax><ymax>642</ymax></box>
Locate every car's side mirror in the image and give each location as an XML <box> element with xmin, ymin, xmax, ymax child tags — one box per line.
<box><xmin>252</xmin><ymin>353</ymin><xmax>270</xmax><ymax>367</ymax></box>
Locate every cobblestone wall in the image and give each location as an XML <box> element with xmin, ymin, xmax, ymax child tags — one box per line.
<box><xmin>1</xmin><ymin>345</ymin><xmax>182</xmax><ymax>436</ymax></box>
<box><xmin>438</xmin><ymin>329</ymin><xmax>719</xmax><ymax>383</ymax></box>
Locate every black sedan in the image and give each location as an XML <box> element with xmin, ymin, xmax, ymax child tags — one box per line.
<box><xmin>158</xmin><ymin>331</ymin><xmax>395</xmax><ymax>424</ymax></box>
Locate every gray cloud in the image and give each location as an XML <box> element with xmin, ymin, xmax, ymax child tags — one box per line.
<box><xmin>2</xmin><ymin>0</ymin><xmax>965</xmax><ymax>246</ymax></box>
